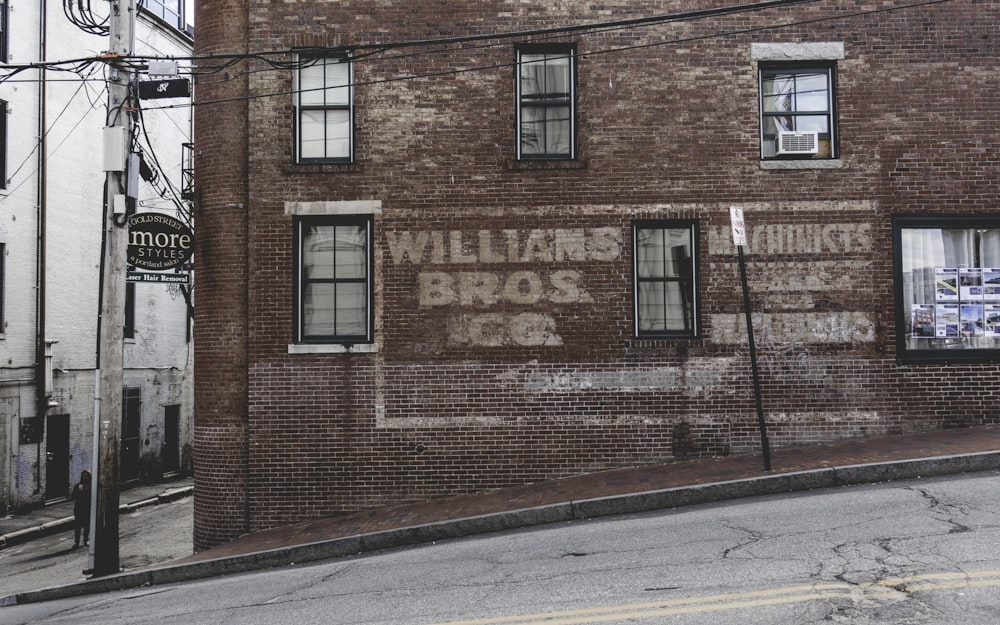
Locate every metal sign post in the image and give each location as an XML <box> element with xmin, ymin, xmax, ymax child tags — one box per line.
<box><xmin>730</xmin><ymin>207</ymin><xmax>771</xmax><ymax>471</ymax></box>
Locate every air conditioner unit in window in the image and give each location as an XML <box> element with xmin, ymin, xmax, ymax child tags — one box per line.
<box><xmin>775</xmin><ymin>130</ymin><xmax>819</xmax><ymax>155</ymax></box>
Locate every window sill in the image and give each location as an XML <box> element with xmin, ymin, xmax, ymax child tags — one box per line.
<box><xmin>288</xmin><ymin>342</ymin><xmax>379</xmax><ymax>354</ymax></box>
<box><xmin>285</xmin><ymin>162</ymin><xmax>361</xmax><ymax>175</ymax></box>
<box><xmin>760</xmin><ymin>159</ymin><xmax>843</xmax><ymax>170</ymax></box>
<box><xmin>507</xmin><ymin>159</ymin><xmax>587</xmax><ymax>171</ymax></box>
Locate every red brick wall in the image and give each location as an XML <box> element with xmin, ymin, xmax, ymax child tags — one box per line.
<box><xmin>192</xmin><ymin>0</ymin><xmax>250</xmax><ymax>548</ymax></box>
<box><xmin>193</xmin><ymin>0</ymin><xmax>1000</xmax><ymax>548</ymax></box>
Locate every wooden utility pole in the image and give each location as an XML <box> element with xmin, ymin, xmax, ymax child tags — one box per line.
<box><xmin>90</xmin><ymin>0</ymin><xmax>135</xmax><ymax>577</ymax></box>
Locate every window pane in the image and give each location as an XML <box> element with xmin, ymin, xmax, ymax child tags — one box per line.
<box><xmin>303</xmin><ymin>283</ymin><xmax>337</xmax><ymax>336</ymax></box>
<box><xmin>521</xmin><ymin>53</ymin><xmax>570</xmax><ymax>100</ymax></box>
<box><xmin>900</xmin><ymin>226</ymin><xmax>1000</xmax><ymax>352</ymax></box>
<box><xmin>300</xmin><ymin>62</ymin><xmax>327</xmax><ymax>106</ymax></box>
<box><xmin>335</xmin><ymin>283</ymin><xmax>367</xmax><ymax>335</ymax></box>
<box><xmin>793</xmin><ymin>115</ymin><xmax>829</xmax><ymax>134</ymax></box>
<box><xmin>325</xmin><ymin>61</ymin><xmax>350</xmax><ymax>105</ymax></box>
<box><xmin>300</xmin><ymin>110</ymin><xmax>327</xmax><ymax>159</ymax></box>
<box><xmin>303</xmin><ymin>225</ymin><xmax>335</xmax><ymax>279</ymax></box>
<box><xmin>636</xmin><ymin>229</ymin><xmax>665</xmax><ymax>277</ymax></box>
<box><xmin>324</xmin><ymin>110</ymin><xmax>351</xmax><ymax>159</ymax></box>
<box><xmin>300</xmin><ymin>110</ymin><xmax>350</xmax><ymax>159</ymax></box>
<box><xmin>795</xmin><ymin>73</ymin><xmax>829</xmax><ymax>111</ymax></box>
<box><xmin>637</xmin><ymin>282</ymin><xmax>665</xmax><ymax>332</ymax></box>
<box><xmin>334</xmin><ymin>225</ymin><xmax>367</xmax><ymax>279</ymax></box>
<box><xmin>519</xmin><ymin>107</ymin><xmax>543</xmax><ymax>154</ymax></box>
<box><xmin>521</xmin><ymin>106</ymin><xmax>571</xmax><ymax>155</ymax></box>
<box><xmin>762</xmin><ymin>75</ymin><xmax>794</xmax><ymax>112</ymax></box>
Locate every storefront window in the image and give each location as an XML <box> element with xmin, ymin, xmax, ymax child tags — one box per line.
<box><xmin>894</xmin><ymin>216</ymin><xmax>1000</xmax><ymax>362</ymax></box>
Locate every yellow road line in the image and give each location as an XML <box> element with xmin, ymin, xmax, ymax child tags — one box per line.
<box><xmin>425</xmin><ymin>570</ymin><xmax>1000</xmax><ymax>625</ymax></box>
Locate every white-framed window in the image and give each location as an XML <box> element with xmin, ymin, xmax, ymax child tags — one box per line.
<box><xmin>894</xmin><ymin>215</ymin><xmax>1000</xmax><ymax>363</ymax></box>
<box><xmin>295</xmin><ymin>55</ymin><xmax>353</xmax><ymax>163</ymax></box>
<box><xmin>633</xmin><ymin>221</ymin><xmax>699</xmax><ymax>338</ymax></box>
<box><xmin>516</xmin><ymin>45</ymin><xmax>575</xmax><ymax>160</ymax></box>
<box><xmin>294</xmin><ymin>215</ymin><xmax>372</xmax><ymax>344</ymax></box>
<box><xmin>759</xmin><ymin>63</ymin><xmax>836</xmax><ymax>159</ymax></box>
<box><xmin>142</xmin><ymin>0</ymin><xmax>184</xmax><ymax>31</ymax></box>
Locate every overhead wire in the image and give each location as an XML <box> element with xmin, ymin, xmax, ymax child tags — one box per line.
<box><xmin>140</xmin><ymin>0</ymin><xmax>958</xmax><ymax>112</ymax></box>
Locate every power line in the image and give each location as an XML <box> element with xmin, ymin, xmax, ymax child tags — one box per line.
<box><xmin>142</xmin><ymin>0</ymin><xmax>958</xmax><ymax>112</ymax></box>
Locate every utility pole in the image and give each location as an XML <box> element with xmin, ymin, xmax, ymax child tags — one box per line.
<box><xmin>90</xmin><ymin>0</ymin><xmax>135</xmax><ymax>577</ymax></box>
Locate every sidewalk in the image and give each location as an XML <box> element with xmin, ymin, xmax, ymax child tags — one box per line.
<box><xmin>4</xmin><ymin>424</ymin><xmax>1000</xmax><ymax>607</ymax></box>
<box><xmin>0</xmin><ymin>477</ymin><xmax>193</xmax><ymax>550</ymax></box>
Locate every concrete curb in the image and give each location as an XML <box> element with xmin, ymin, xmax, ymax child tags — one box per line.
<box><xmin>3</xmin><ymin>453</ymin><xmax>1000</xmax><ymax>608</ymax></box>
<box><xmin>0</xmin><ymin>486</ymin><xmax>194</xmax><ymax>552</ymax></box>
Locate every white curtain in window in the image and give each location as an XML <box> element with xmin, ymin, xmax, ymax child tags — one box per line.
<box><xmin>901</xmin><ymin>227</ymin><xmax>1000</xmax><ymax>348</ymax></box>
<box><xmin>520</xmin><ymin>53</ymin><xmax>571</xmax><ymax>155</ymax></box>
<box><xmin>636</xmin><ymin>228</ymin><xmax>691</xmax><ymax>333</ymax></box>
<box><xmin>302</xmin><ymin>224</ymin><xmax>367</xmax><ymax>337</ymax></box>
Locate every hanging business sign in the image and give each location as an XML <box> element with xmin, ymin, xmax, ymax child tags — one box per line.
<box><xmin>127</xmin><ymin>213</ymin><xmax>194</xmax><ymax>271</ymax></box>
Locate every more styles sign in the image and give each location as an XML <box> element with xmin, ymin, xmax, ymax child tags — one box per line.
<box><xmin>127</xmin><ymin>213</ymin><xmax>194</xmax><ymax>271</ymax></box>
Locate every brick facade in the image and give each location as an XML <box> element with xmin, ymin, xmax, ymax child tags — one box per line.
<box><xmin>193</xmin><ymin>0</ymin><xmax>1000</xmax><ymax>549</ymax></box>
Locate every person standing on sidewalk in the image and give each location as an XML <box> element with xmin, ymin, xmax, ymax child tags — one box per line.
<box><xmin>71</xmin><ymin>470</ymin><xmax>92</xmax><ymax>548</ymax></box>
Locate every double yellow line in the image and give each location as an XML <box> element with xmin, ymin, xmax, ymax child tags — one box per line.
<box><xmin>427</xmin><ymin>570</ymin><xmax>1000</xmax><ymax>625</ymax></box>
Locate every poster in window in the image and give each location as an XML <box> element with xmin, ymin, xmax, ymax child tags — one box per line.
<box><xmin>960</xmin><ymin>303</ymin><xmax>985</xmax><ymax>337</ymax></box>
<box><xmin>984</xmin><ymin>268</ymin><xmax>1000</xmax><ymax>302</ymax></box>
<box><xmin>985</xmin><ymin>304</ymin><xmax>1000</xmax><ymax>337</ymax></box>
<box><xmin>935</xmin><ymin>268</ymin><xmax>959</xmax><ymax>301</ymax></box>
<box><xmin>909</xmin><ymin>304</ymin><xmax>935</xmax><ymax>338</ymax></box>
<box><xmin>960</xmin><ymin>268</ymin><xmax>983</xmax><ymax>302</ymax></box>
<box><xmin>935</xmin><ymin>303</ymin><xmax>960</xmax><ymax>338</ymax></box>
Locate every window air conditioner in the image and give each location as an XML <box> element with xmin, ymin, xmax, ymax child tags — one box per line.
<box><xmin>775</xmin><ymin>130</ymin><xmax>819</xmax><ymax>155</ymax></box>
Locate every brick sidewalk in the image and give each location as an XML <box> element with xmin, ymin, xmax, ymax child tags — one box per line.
<box><xmin>178</xmin><ymin>424</ymin><xmax>1000</xmax><ymax>563</ymax></box>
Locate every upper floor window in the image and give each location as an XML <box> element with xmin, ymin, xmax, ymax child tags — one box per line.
<box><xmin>295</xmin><ymin>56</ymin><xmax>353</xmax><ymax>163</ymax></box>
<box><xmin>294</xmin><ymin>215</ymin><xmax>372</xmax><ymax>344</ymax></box>
<box><xmin>633</xmin><ymin>221</ymin><xmax>698</xmax><ymax>338</ymax></box>
<box><xmin>516</xmin><ymin>45</ymin><xmax>575</xmax><ymax>160</ymax></box>
<box><xmin>894</xmin><ymin>215</ymin><xmax>1000</xmax><ymax>363</ymax></box>
<box><xmin>142</xmin><ymin>0</ymin><xmax>184</xmax><ymax>32</ymax></box>
<box><xmin>760</xmin><ymin>63</ymin><xmax>836</xmax><ymax>159</ymax></box>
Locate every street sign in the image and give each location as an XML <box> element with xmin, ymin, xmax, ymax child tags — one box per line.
<box><xmin>730</xmin><ymin>206</ymin><xmax>747</xmax><ymax>246</ymax></box>
<box><xmin>138</xmin><ymin>78</ymin><xmax>191</xmax><ymax>99</ymax></box>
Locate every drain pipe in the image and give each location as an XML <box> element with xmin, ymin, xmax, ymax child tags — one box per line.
<box><xmin>34</xmin><ymin>0</ymin><xmax>49</xmax><ymax>493</ymax></box>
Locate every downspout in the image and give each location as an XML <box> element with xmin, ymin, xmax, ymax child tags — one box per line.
<box><xmin>34</xmin><ymin>0</ymin><xmax>49</xmax><ymax>492</ymax></box>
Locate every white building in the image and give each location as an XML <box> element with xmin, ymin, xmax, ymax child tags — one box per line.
<box><xmin>0</xmin><ymin>0</ymin><xmax>193</xmax><ymax>513</ymax></box>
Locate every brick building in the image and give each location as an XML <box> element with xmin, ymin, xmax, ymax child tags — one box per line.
<box><xmin>191</xmin><ymin>0</ymin><xmax>1000</xmax><ymax>549</ymax></box>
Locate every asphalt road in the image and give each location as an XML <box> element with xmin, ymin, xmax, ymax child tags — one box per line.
<box><xmin>0</xmin><ymin>496</ymin><xmax>193</xmax><ymax>599</ymax></box>
<box><xmin>3</xmin><ymin>471</ymin><xmax>999</xmax><ymax>625</ymax></box>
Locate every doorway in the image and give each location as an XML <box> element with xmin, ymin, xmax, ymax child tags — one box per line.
<box><xmin>163</xmin><ymin>405</ymin><xmax>180</xmax><ymax>475</ymax></box>
<box><xmin>45</xmin><ymin>414</ymin><xmax>70</xmax><ymax>501</ymax></box>
<box><xmin>121</xmin><ymin>388</ymin><xmax>141</xmax><ymax>485</ymax></box>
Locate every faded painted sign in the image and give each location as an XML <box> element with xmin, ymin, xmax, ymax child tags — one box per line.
<box><xmin>387</xmin><ymin>228</ymin><xmax>622</xmax><ymax>346</ymax></box>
